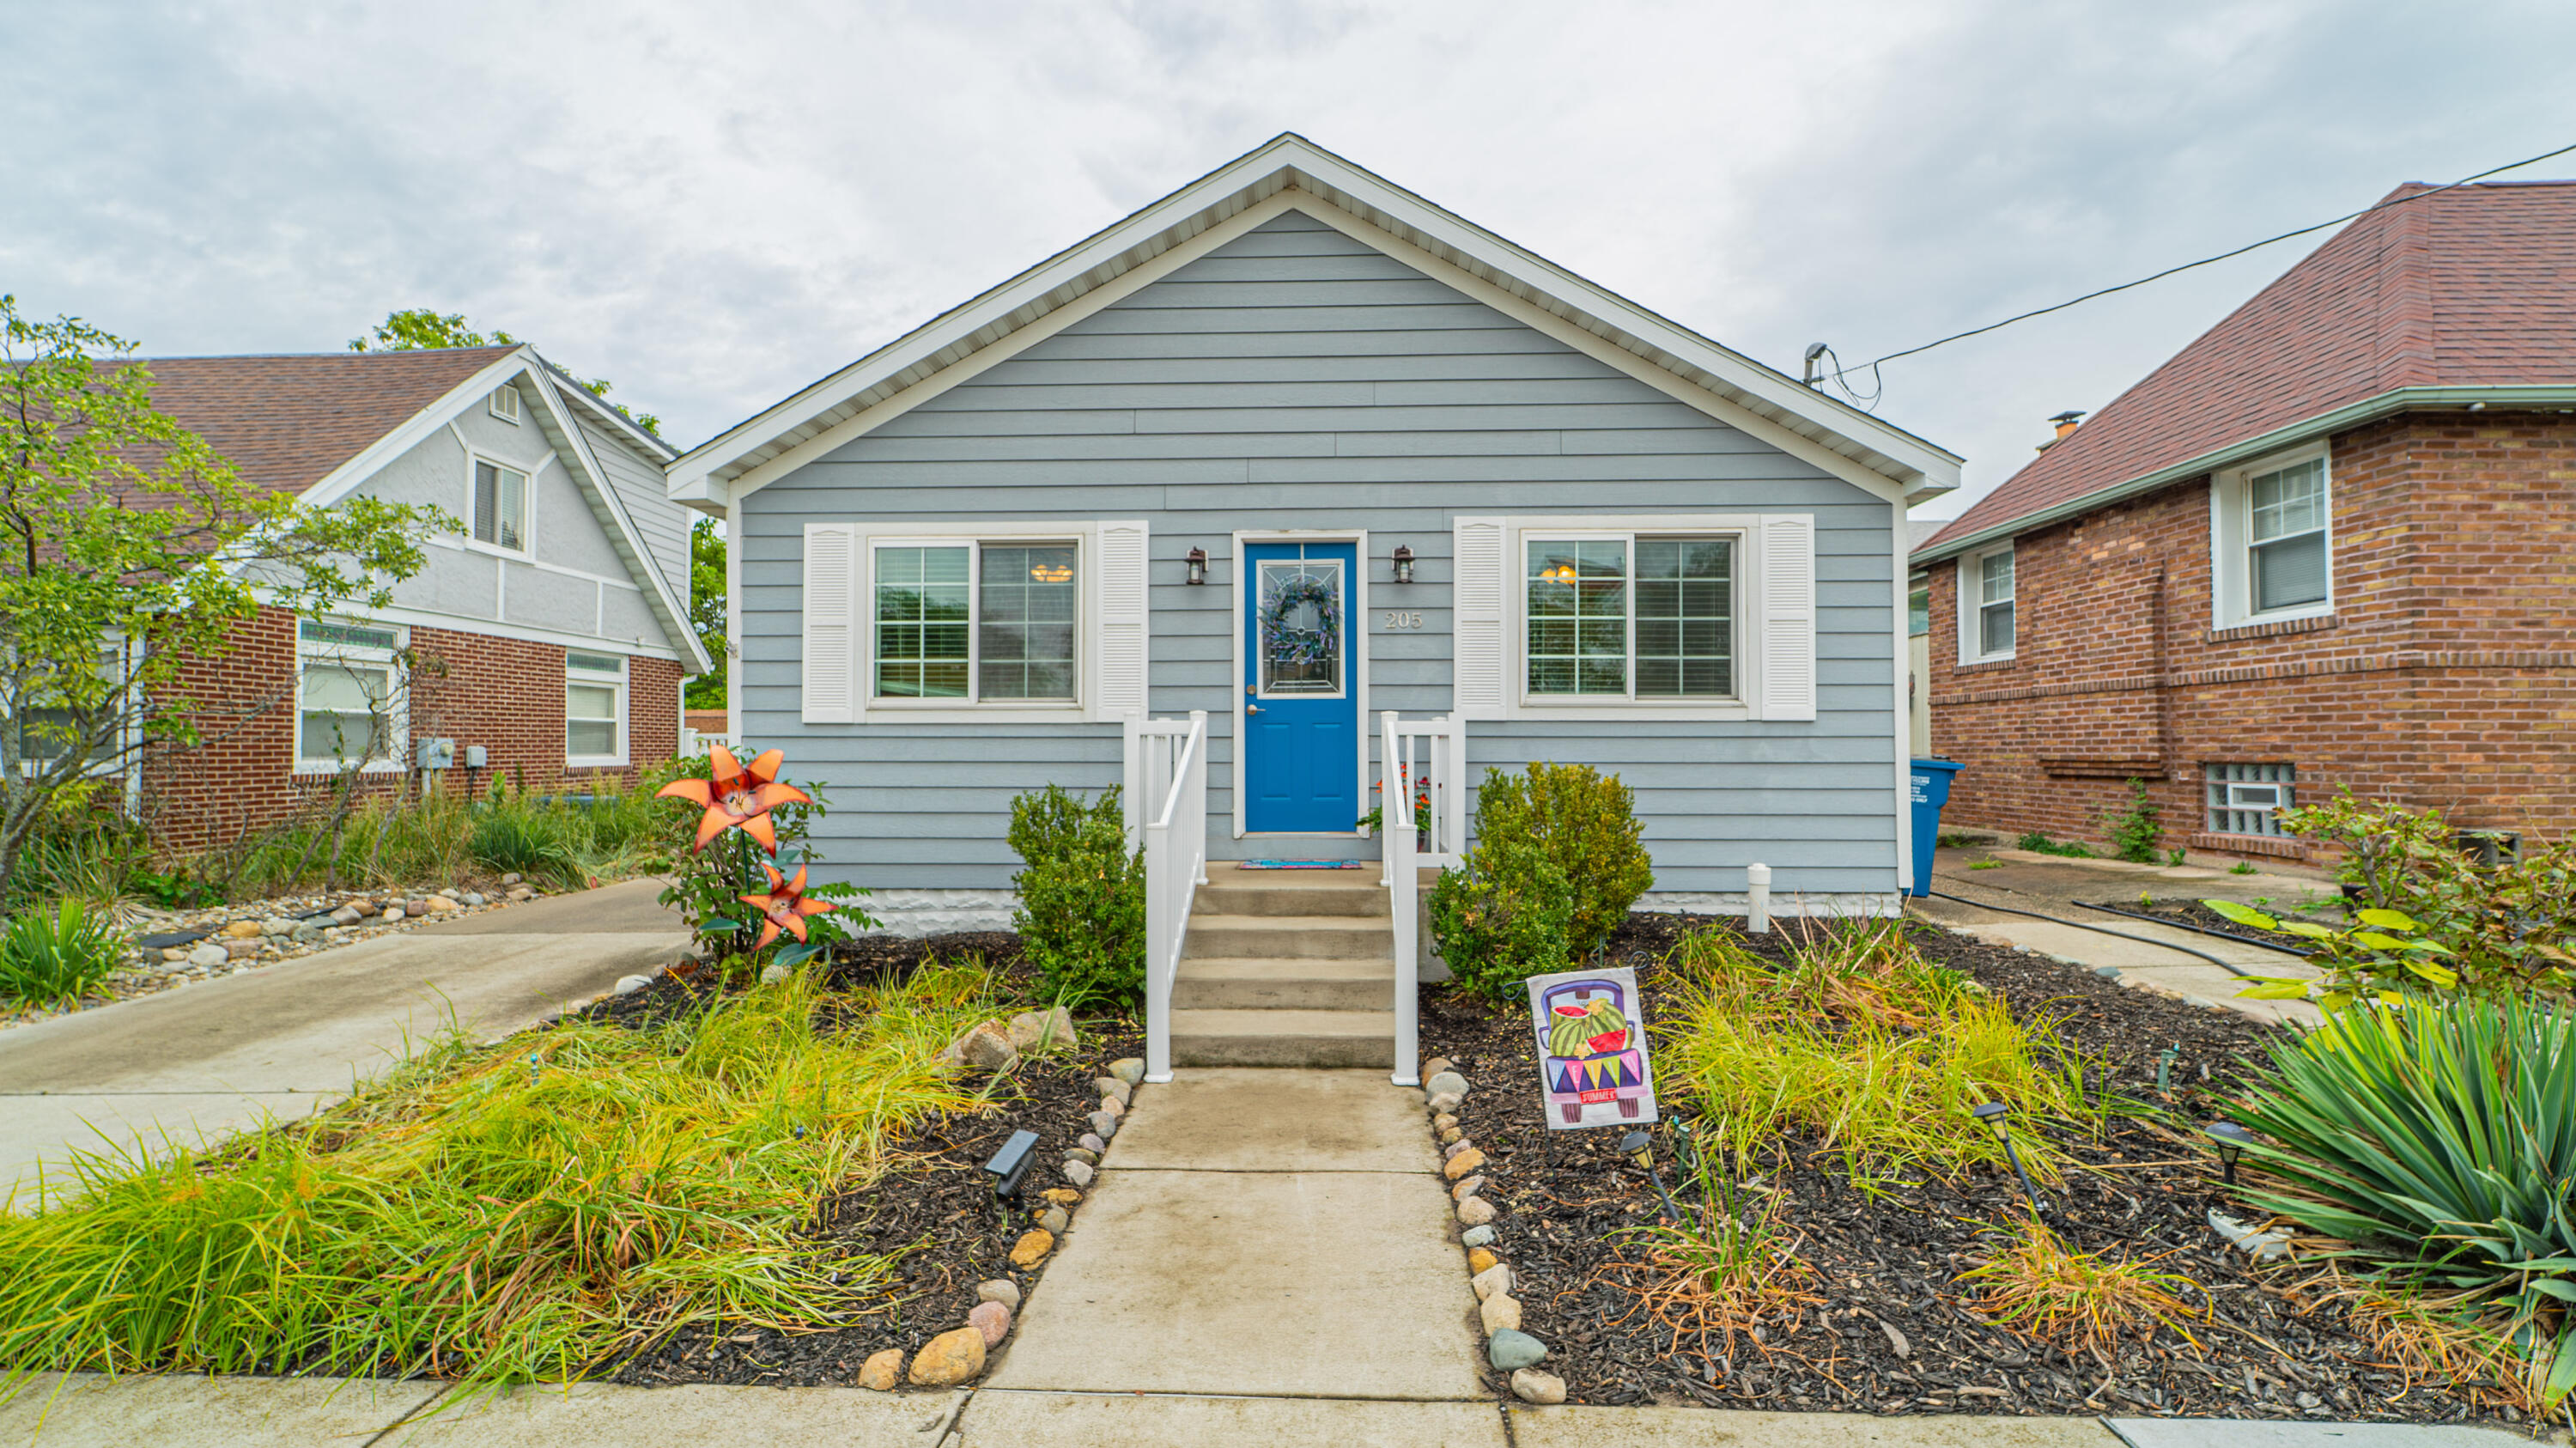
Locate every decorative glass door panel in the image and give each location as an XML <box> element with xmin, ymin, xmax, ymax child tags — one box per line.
<box><xmin>1242</xmin><ymin>542</ymin><xmax>1358</xmax><ymax>832</ymax></box>
<box><xmin>1256</xmin><ymin>558</ymin><xmax>1345</xmax><ymax>697</ymax></box>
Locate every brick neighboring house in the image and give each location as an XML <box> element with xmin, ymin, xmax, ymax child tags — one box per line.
<box><xmin>130</xmin><ymin>347</ymin><xmax>709</xmax><ymax>848</ymax></box>
<box><xmin>1911</xmin><ymin>180</ymin><xmax>2576</xmax><ymax>865</ymax></box>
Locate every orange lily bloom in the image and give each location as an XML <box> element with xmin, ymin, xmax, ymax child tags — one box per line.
<box><xmin>656</xmin><ymin>745</ymin><xmax>812</xmax><ymax>853</ymax></box>
<box><xmin>740</xmin><ymin>861</ymin><xmax>835</xmax><ymax>948</ymax></box>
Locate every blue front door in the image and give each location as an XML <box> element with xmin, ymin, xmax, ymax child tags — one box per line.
<box><xmin>1243</xmin><ymin>541</ymin><xmax>1358</xmax><ymax>832</ymax></box>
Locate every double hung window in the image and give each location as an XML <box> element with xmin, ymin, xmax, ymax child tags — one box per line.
<box><xmin>1522</xmin><ymin>533</ymin><xmax>1736</xmax><ymax>701</ymax></box>
<box><xmin>566</xmin><ymin>652</ymin><xmax>626</xmax><ymax>765</ymax></box>
<box><xmin>296</xmin><ymin>620</ymin><xmax>404</xmax><ymax>772</ymax></box>
<box><xmin>1961</xmin><ymin>545</ymin><xmax>2014</xmax><ymax>660</ymax></box>
<box><xmin>872</xmin><ymin>540</ymin><xmax>1079</xmax><ymax>704</ymax></box>
<box><xmin>2248</xmin><ymin>458</ymin><xmax>2328</xmax><ymax>613</ymax></box>
<box><xmin>472</xmin><ymin>459</ymin><xmax>529</xmax><ymax>551</ymax></box>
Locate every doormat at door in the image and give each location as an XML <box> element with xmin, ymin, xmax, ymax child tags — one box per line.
<box><xmin>1238</xmin><ymin>860</ymin><xmax>1368</xmax><ymax>870</ymax></box>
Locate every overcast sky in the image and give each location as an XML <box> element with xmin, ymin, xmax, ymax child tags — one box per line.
<box><xmin>9</xmin><ymin>1</ymin><xmax>2573</xmax><ymax>516</ymax></box>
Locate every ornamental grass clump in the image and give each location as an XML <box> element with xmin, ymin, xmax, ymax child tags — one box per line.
<box><xmin>1657</xmin><ymin>920</ymin><xmax>2109</xmax><ymax>1190</ymax></box>
<box><xmin>1959</xmin><ymin>1220</ymin><xmax>2206</xmax><ymax>1353</ymax></box>
<box><xmin>0</xmin><ymin>964</ymin><xmax>998</xmax><ymax>1388</ymax></box>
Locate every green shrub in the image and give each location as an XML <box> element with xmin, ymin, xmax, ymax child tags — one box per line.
<box><xmin>470</xmin><ymin>802</ymin><xmax>580</xmax><ymax>882</ymax></box>
<box><xmin>1427</xmin><ymin>824</ymin><xmax>1574</xmax><ymax>1003</ymax></box>
<box><xmin>2228</xmin><ymin>995</ymin><xmax>2576</xmax><ymax>1408</ymax></box>
<box><xmin>1006</xmin><ymin>784</ymin><xmax>1144</xmax><ymax>1007</ymax></box>
<box><xmin>1469</xmin><ymin>763</ymin><xmax>1652</xmax><ymax>955</ymax></box>
<box><xmin>2101</xmin><ymin>779</ymin><xmax>2164</xmax><ymax>864</ymax></box>
<box><xmin>2016</xmin><ymin>831</ymin><xmax>2094</xmax><ymax>859</ymax></box>
<box><xmin>1</xmin><ymin>900</ymin><xmax>126</xmax><ymax>1007</ymax></box>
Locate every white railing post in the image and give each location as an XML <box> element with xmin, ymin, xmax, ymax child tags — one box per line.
<box><xmin>1186</xmin><ymin>709</ymin><xmax>1209</xmax><ymax>886</ymax></box>
<box><xmin>1443</xmin><ymin>714</ymin><xmax>1467</xmax><ymax>861</ymax></box>
<box><xmin>1136</xmin><ymin>710</ymin><xmax>1207</xmax><ymax>1087</ymax></box>
<box><xmin>1382</xmin><ymin>712</ymin><xmax>1420</xmax><ymax>1086</ymax></box>
<box><xmin>1121</xmin><ymin>710</ymin><xmax>1145</xmax><ymax>851</ymax></box>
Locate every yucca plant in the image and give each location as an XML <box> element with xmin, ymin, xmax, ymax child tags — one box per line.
<box><xmin>2229</xmin><ymin>994</ymin><xmax>2576</xmax><ymax>1407</ymax></box>
<box><xmin>0</xmin><ymin>899</ymin><xmax>126</xmax><ymax>1006</ymax></box>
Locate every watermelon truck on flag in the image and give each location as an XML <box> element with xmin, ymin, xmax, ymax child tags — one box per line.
<box><xmin>1524</xmin><ymin>966</ymin><xmax>1658</xmax><ymax>1129</ymax></box>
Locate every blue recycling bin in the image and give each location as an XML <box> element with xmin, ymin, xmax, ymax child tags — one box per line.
<box><xmin>1906</xmin><ymin>757</ymin><xmax>1962</xmax><ymax>898</ymax></box>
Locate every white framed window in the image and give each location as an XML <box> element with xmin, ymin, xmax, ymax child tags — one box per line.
<box><xmin>14</xmin><ymin>643</ymin><xmax>129</xmax><ymax>775</ymax></box>
<box><xmin>471</xmin><ymin>458</ymin><xmax>530</xmax><ymax>552</ymax></box>
<box><xmin>1959</xmin><ymin>544</ymin><xmax>2015</xmax><ymax>661</ymax></box>
<box><xmin>870</xmin><ymin>538</ymin><xmax>1080</xmax><ymax>706</ymax></box>
<box><xmin>1522</xmin><ymin>532</ymin><xmax>1738</xmax><ymax>703</ymax></box>
<box><xmin>489</xmin><ymin>385</ymin><xmax>521</xmax><ymax>424</ymax></box>
<box><xmin>1908</xmin><ymin>574</ymin><xmax>1931</xmax><ymax>639</ymax></box>
<box><xmin>295</xmin><ymin>619</ymin><xmax>406</xmax><ymax>775</ymax></box>
<box><xmin>2210</xmin><ymin>446</ymin><xmax>2332</xmax><ymax>628</ymax></box>
<box><xmin>2206</xmin><ymin>762</ymin><xmax>2293</xmax><ymax>837</ymax></box>
<box><xmin>565</xmin><ymin>651</ymin><xmax>627</xmax><ymax>767</ymax></box>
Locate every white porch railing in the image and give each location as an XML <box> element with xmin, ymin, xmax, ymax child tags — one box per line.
<box><xmin>1124</xmin><ymin>710</ymin><xmax>1208</xmax><ymax>1086</ymax></box>
<box><xmin>1378</xmin><ymin>711</ymin><xmax>1467</xmax><ymax>1088</ymax></box>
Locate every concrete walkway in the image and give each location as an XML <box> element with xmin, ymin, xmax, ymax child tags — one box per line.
<box><xmin>0</xmin><ymin>879</ymin><xmax>685</xmax><ymax>1206</ymax></box>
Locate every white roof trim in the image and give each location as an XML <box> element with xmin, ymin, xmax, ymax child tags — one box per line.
<box><xmin>671</xmin><ymin>133</ymin><xmax>1961</xmax><ymax>503</ymax></box>
<box><xmin>525</xmin><ymin>369</ymin><xmax>713</xmax><ymax>673</ymax></box>
<box><xmin>298</xmin><ymin>350</ymin><xmax>534</xmax><ymax>513</ymax></box>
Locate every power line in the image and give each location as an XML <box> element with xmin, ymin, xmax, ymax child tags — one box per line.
<box><xmin>1820</xmin><ymin>137</ymin><xmax>2576</xmax><ymax>403</ymax></box>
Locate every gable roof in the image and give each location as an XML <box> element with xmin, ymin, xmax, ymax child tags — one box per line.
<box><xmin>672</xmin><ymin>133</ymin><xmax>1961</xmax><ymax>508</ymax></box>
<box><xmin>131</xmin><ymin>347</ymin><xmax>519</xmax><ymax>496</ymax></box>
<box><xmin>1917</xmin><ymin>179</ymin><xmax>2576</xmax><ymax>563</ymax></box>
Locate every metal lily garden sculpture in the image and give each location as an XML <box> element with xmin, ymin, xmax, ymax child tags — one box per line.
<box><xmin>656</xmin><ymin>745</ymin><xmax>872</xmax><ymax>977</ymax></box>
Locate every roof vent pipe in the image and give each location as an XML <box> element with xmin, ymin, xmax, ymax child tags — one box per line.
<box><xmin>2036</xmin><ymin>410</ymin><xmax>2087</xmax><ymax>451</ymax></box>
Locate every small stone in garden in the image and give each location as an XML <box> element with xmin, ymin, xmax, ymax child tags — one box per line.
<box><xmin>1036</xmin><ymin>1206</ymin><xmax>1068</xmax><ymax>1235</ymax></box>
<box><xmin>952</xmin><ymin>1022</ymin><xmax>1018</xmax><ymax>1070</ymax></box>
<box><xmin>1048</xmin><ymin>1006</ymin><xmax>1077</xmax><ymax>1049</ymax></box>
<box><xmin>1004</xmin><ymin>1012</ymin><xmax>1049</xmax><ymax>1050</ymax></box>
<box><xmin>1467</xmin><ymin>1247</ymin><xmax>1499</xmax><ymax>1275</ymax></box>
<box><xmin>1486</xmin><ymin>1329</ymin><xmax>1546</xmax><ymax>1372</ymax></box>
<box><xmin>1480</xmin><ymin>1293</ymin><xmax>1522</xmax><ymax>1335</ymax></box>
<box><xmin>435</xmin><ymin>887</ymin><xmax>459</xmax><ymax>899</ymax></box>
<box><xmin>380</xmin><ymin>907</ymin><xmax>405</xmax><ymax>923</ymax></box>
<box><xmin>1460</xmin><ymin>1226</ymin><xmax>1496</xmax><ymax>1249</ymax></box>
<box><xmin>1094</xmin><ymin>1077</ymin><xmax>1133</xmax><ymax>1106</ymax></box>
<box><xmin>1066</xmin><ymin>1147</ymin><xmax>1099</xmax><ymax>1166</ymax></box>
<box><xmin>968</xmin><ymin>1300</ymin><xmax>1012</xmax><ymax>1347</ymax></box>
<box><xmin>291</xmin><ymin>922</ymin><xmax>322</xmax><ymax>944</ymax></box>
<box><xmin>612</xmin><ymin>975</ymin><xmax>652</xmax><ymax>996</ymax></box>
<box><xmin>459</xmin><ymin>891</ymin><xmax>486</xmax><ymax>907</ymax></box>
<box><xmin>1042</xmin><ymin>1188</ymin><xmax>1081</xmax><ymax>1207</ymax></box>
<box><xmin>759</xmin><ymin>962</ymin><xmax>792</xmax><ymax>985</ymax></box>
<box><xmin>331</xmin><ymin>906</ymin><xmax>364</xmax><ymax>926</ymax></box>
<box><xmin>221</xmin><ymin>920</ymin><xmax>263</xmax><ymax>940</ymax></box>
<box><xmin>908</xmin><ymin>1327</ymin><xmax>986</xmax><ymax>1385</ymax></box>
<box><xmin>161</xmin><ymin>947</ymin><xmax>190</xmax><ymax>964</ymax></box>
<box><xmin>422</xmin><ymin>895</ymin><xmax>459</xmax><ymax>913</ymax></box>
<box><xmin>501</xmin><ymin>873</ymin><xmax>522</xmax><ymax>885</ymax></box>
<box><xmin>1432</xmin><ymin>1112</ymin><xmax>1458</xmax><ymax>1131</ymax></box>
<box><xmin>1422</xmin><ymin>1057</ymin><xmax>1454</xmax><ymax>1080</ymax></box>
<box><xmin>1443</xmin><ymin>1148</ymin><xmax>1485</xmax><ymax>1181</ymax></box>
<box><xmin>1098</xmin><ymin>1096</ymin><xmax>1124</xmax><ymax>1120</ymax></box>
<box><xmin>1457</xmin><ymin>1196</ymin><xmax>1496</xmax><ymax>1226</ymax></box>
<box><xmin>507</xmin><ymin>887</ymin><xmax>534</xmax><ymax>902</ymax></box>
<box><xmin>224</xmin><ymin>940</ymin><xmax>265</xmax><ymax>961</ymax></box>
<box><xmin>1425</xmin><ymin>1091</ymin><xmax>1462</xmax><ymax>1114</ymax></box>
<box><xmin>975</xmin><ymin>1279</ymin><xmax>1022</xmax><ymax>1310</ymax></box>
<box><xmin>1471</xmin><ymin>1262</ymin><xmax>1513</xmax><ymax>1301</ymax></box>
<box><xmin>858</xmin><ymin>1349</ymin><xmax>903</xmax><ymax>1390</ymax></box>
<box><xmin>1450</xmin><ymin>1176</ymin><xmax>1485</xmax><ymax>1202</ymax></box>
<box><xmin>1009</xmin><ymin>1230</ymin><xmax>1054</xmax><ymax>1268</ymax></box>
<box><xmin>186</xmin><ymin>944</ymin><xmax>228</xmax><ymax>970</ymax></box>
<box><xmin>1078</xmin><ymin>1133</ymin><xmax>1106</xmax><ymax>1153</ymax></box>
<box><xmin>1443</xmin><ymin>1139</ymin><xmax>1472</xmax><ymax>1160</ymax></box>
<box><xmin>1109</xmin><ymin>1057</ymin><xmax>1145</xmax><ymax>1086</ymax></box>
<box><xmin>1087</xmin><ymin>1110</ymin><xmax>1119</xmax><ymax>1140</ymax></box>
<box><xmin>1439</xmin><ymin>1126</ymin><xmax>1462</xmax><ymax>1146</ymax></box>
<box><xmin>260</xmin><ymin>916</ymin><xmax>298</xmax><ymax>936</ymax></box>
<box><xmin>1425</xmin><ymin>1071</ymin><xmax>1469</xmax><ymax>1098</ymax></box>
<box><xmin>1063</xmin><ymin>1159</ymin><xmax>1095</xmax><ymax>1188</ymax></box>
<box><xmin>1510</xmin><ymin>1368</ymin><xmax>1566</xmax><ymax>1405</ymax></box>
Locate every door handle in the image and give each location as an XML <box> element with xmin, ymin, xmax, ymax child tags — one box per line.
<box><xmin>1248</xmin><ymin>704</ymin><xmax>1264</xmax><ymax>714</ymax></box>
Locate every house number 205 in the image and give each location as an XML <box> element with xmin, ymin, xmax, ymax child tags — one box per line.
<box><xmin>1382</xmin><ymin>611</ymin><xmax>1424</xmax><ymax>630</ymax></box>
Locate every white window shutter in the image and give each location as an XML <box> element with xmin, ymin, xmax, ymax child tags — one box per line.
<box><xmin>800</xmin><ymin>524</ymin><xmax>858</xmax><ymax>723</ymax></box>
<box><xmin>1091</xmin><ymin>521</ymin><xmax>1149</xmax><ymax>721</ymax></box>
<box><xmin>1759</xmin><ymin>514</ymin><xmax>1816</xmax><ymax>721</ymax></box>
<box><xmin>1452</xmin><ymin>516</ymin><xmax>1506</xmax><ymax>719</ymax></box>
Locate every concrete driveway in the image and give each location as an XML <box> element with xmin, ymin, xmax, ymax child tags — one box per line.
<box><xmin>0</xmin><ymin>878</ymin><xmax>686</xmax><ymax>1207</ymax></box>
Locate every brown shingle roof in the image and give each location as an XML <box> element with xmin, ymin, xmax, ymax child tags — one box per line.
<box><xmin>1918</xmin><ymin>180</ymin><xmax>2576</xmax><ymax>557</ymax></box>
<box><xmin>125</xmin><ymin>347</ymin><xmax>519</xmax><ymax>496</ymax></box>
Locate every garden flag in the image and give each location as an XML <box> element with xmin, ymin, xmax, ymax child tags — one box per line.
<box><xmin>1525</xmin><ymin>965</ymin><xmax>1658</xmax><ymax>1130</ymax></box>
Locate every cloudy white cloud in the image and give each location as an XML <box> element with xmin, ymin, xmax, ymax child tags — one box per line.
<box><xmin>8</xmin><ymin>1</ymin><xmax>2573</xmax><ymax>514</ymax></box>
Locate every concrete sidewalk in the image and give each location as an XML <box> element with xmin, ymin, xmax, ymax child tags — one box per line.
<box><xmin>0</xmin><ymin>879</ymin><xmax>685</xmax><ymax>1206</ymax></box>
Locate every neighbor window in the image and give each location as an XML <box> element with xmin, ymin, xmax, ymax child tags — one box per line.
<box><xmin>472</xmin><ymin>459</ymin><xmax>528</xmax><ymax>551</ymax></box>
<box><xmin>489</xmin><ymin>386</ymin><xmax>520</xmax><ymax>423</ymax></box>
<box><xmin>2206</xmin><ymin>763</ymin><xmax>2294</xmax><ymax>837</ymax></box>
<box><xmin>1523</xmin><ymin>534</ymin><xmax>1735</xmax><ymax>701</ymax></box>
<box><xmin>1961</xmin><ymin>545</ymin><xmax>2014</xmax><ymax>660</ymax></box>
<box><xmin>15</xmin><ymin>645</ymin><xmax>125</xmax><ymax>770</ymax></box>
<box><xmin>873</xmin><ymin>540</ymin><xmax>1078</xmax><ymax>703</ymax></box>
<box><xmin>1908</xmin><ymin>575</ymin><xmax>1930</xmax><ymax>638</ymax></box>
<box><xmin>2248</xmin><ymin>457</ymin><xmax>2328</xmax><ymax>613</ymax></box>
<box><xmin>297</xmin><ymin>620</ymin><xmax>404</xmax><ymax>771</ymax></box>
<box><xmin>566</xmin><ymin>651</ymin><xmax>626</xmax><ymax>764</ymax></box>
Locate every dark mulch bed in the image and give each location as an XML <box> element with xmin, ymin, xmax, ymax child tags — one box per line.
<box><xmin>1421</xmin><ymin>913</ymin><xmax>2529</xmax><ymax>1427</ymax></box>
<box><xmin>2077</xmin><ymin>897</ymin><xmax>2333</xmax><ymax>957</ymax></box>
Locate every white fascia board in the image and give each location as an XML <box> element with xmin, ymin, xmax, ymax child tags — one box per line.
<box><xmin>1912</xmin><ymin>384</ymin><xmax>2576</xmax><ymax>567</ymax></box>
<box><xmin>299</xmin><ymin>349</ymin><xmax>535</xmax><ymax>511</ymax></box>
<box><xmin>527</xmin><ymin>371</ymin><xmax>714</xmax><ymax>675</ymax></box>
<box><xmin>547</xmin><ymin>366</ymin><xmax>682</xmax><ymax>461</ymax></box>
<box><xmin>673</xmin><ymin>133</ymin><xmax>1960</xmax><ymax>501</ymax></box>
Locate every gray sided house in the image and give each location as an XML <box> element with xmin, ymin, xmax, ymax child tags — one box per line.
<box><xmin>674</xmin><ymin>137</ymin><xmax>1958</xmax><ymax>950</ymax></box>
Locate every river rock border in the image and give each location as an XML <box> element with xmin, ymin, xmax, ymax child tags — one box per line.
<box><xmin>1420</xmin><ymin>1056</ymin><xmax>1566</xmax><ymax>1406</ymax></box>
<box><xmin>856</xmin><ymin>1032</ymin><xmax>1145</xmax><ymax>1392</ymax></box>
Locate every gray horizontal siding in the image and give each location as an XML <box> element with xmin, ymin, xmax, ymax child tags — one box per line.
<box><xmin>739</xmin><ymin>210</ymin><xmax>1901</xmax><ymax>898</ymax></box>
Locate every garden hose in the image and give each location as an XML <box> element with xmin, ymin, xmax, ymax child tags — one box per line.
<box><xmin>1925</xmin><ymin>888</ymin><xmax>2269</xmax><ymax>980</ymax></box>
<box><xmin>2073</xmin><ymin>899</ymin><xmax>2318</xmax><ymax>958</ymax></box>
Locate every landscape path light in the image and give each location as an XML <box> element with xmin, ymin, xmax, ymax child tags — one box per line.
<box><xmin>2204</xmin><ymin>1121</ymin><xmax>2257</xmax><ymax>1186</ymax></box>
<box><xmin>983</xmin><ymin>1129</ymin><xmax>1039</xmax><ymax>1232</ymax></box>
<box><xmin>1971</xmin><ymin>1102</ymin><xmax>2047</xmax><ymax>1215</ymax></box>
<box><xmin>1621</xmin><ymin>1129</ymin><xmax>1681</xmax><ymax>1223</ymax></box>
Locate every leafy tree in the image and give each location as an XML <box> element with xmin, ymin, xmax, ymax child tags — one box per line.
<box><xmin>1</xmin><ymin>296</ymin><xmax>454</xmax><ymax>887</ymax></box>
<box><xmin>686</xmin><ymin>517</ymin><xmax>726</xmax><ymax>709</ymax></box>
<box><xmin>349</xmin><ymin>308</ymin><xmax>660</xmax><ymax>435</ymax></box>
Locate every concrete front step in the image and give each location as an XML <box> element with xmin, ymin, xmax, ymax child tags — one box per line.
<box><xmin>1170</xmin><ymin>1008</ymin><xmax>1395</xmax><ymax>1068</ymax></box>
<box><xmin>1173</xmin><ymin>955</ymin><xmax>1394</xmax><ymax>1011</ymax></box>
<box><xmin>1193</xmin><ymin>881</ymin><xmax>1389</xmax><ymax>918</ymax></box>
<box><xmin>1183</xmin><ymin>914</ymin><xmax>1393</xmax><ymax>960</ymax></box>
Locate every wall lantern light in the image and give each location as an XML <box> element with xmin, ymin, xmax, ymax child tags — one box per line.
<box><xmin>1971</xmin><ymin>1102</ymin><xmax>2047</xmax><ymax>1215</ymax></box>
<box><xmin>1392</xmin><ymin>545</ymin><xmax>1415</xmax><ymax>585</ymax></box>
<box><xmin>1185</xmin><ymin>547</ymin><xmax>1207</xmax><ymax>586</ymax></box>
<box><xmin>2204</xmin><ymin>1121</ymin><xmax>2257</xmax><ymax>1186</ymax></box>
